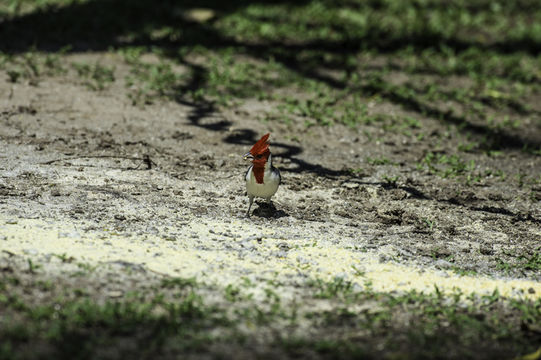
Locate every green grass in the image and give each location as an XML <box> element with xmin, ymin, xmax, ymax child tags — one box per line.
<box><xmin>308</xmin><ymin>277</ymin><xmax>355</xmax><ymax>300</ymax></box>
<box><xmin>420</xmin><ymin>152</ymin><xmax>474</xmax><ymax>175</ymax></box>
<box><xmin>2</xmin><ymin>0</ymin><xmax>539</xmax><ymax>120</ymax></box>
<box><xmin>2</xmin><ymin>274</ymin><xmax>540</xmax><ymax>360</ymax></box>
<box><xmin>1</xmin><ymin>48</ymin><xmax>68</xmax><ymax>84</ymax></box>
<box><xmin>496</xmin><ymin>251</ymin><xmax>541</xmax><ymax>274</ymax></box>
<box><xmin>71</xmin><ymin>61</ymin><xmax>115</xmax><ymax>90</ymax></box>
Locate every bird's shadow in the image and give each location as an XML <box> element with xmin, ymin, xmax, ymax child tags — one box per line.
<box><xmin>251</xmin><ymin>201</ymin><xmax>288</xmax><ymax>219</ymax></box>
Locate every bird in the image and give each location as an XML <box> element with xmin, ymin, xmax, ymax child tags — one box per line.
<box><xmin>243</xmin><ymin>133</ymin><xmax>281</xmax><ymax>217</ymax></box>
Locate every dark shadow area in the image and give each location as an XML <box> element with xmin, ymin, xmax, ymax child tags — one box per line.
<box><xmin>252</xmin><ymin>201</ymin><xmax>288</xmax><ymax>218</ymax></box>
<box><xmin>399</xmin><ymin>185</ymin><xmax>431</xmax><ymax>200</ymax></box>
<box><xmin>358</xmin><ymin>81</ymin><xmax>541</xmax><ymax>150</ymax></box>
<box><xmin>1</xmin><ymin>0</ymin><xmax>540</xmax><ymax>55</ymax></box>
<box><xmin>1</xmin><ymin>0</ymin><xmax>539</xmax><ymax>173</ymax></box>
<box><xmin>183</xmin><ymin>101</ymin><xmax>232</xmax><ymax>132</ymax></box>
<box><xmin>223</xmin><ymin>131</ymin><xmax>351</xmax><ymax>178</ymax></box>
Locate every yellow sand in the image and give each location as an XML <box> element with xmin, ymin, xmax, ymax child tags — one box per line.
<box><xmin>1</xmin><ymin>216</ymin><xmax>539</xmax><ymax>300</ymax></box>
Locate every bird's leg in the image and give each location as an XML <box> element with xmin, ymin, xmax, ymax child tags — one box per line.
<box><xmin>263</xmin><ymin>197</ymin><xmax>276</xmax><ymax>213</ymax></box>
<box><xmin>246</xmin><ymin>195</ymin><xmax>254</xmax><ymax>217</ymax></box>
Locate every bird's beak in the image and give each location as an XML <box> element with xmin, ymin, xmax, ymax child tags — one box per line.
<box><xmin>243</xmin><ymin>152</ymin><xmax>254</xmax><ymax>160</ymax></box>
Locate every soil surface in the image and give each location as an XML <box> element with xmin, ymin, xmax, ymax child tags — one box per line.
<box><xmin>1</xmin><ymin>53</ymin><xmax>540</xmax><ymax>289</ymax></box>
<box><xmin>1</xmin><ymin>15</ymin><xmax>540</xmax><ymax>356</ymax></box>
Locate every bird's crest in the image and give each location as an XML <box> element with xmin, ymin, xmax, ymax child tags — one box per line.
<box><xmin>249</xmin><ymin>133</ymin><xmax>270</xmax><ymax>156</ymax></box>
<box><xmin>250</xmin><ymin>133</ymin><xmax>271</xmax><ymax>184</ymax></box>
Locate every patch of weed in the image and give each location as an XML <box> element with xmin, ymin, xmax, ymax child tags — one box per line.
<box><xmin>71</xmin><ymin>61</ymin><xmax>115</xmax><ymax>91</ymax></box>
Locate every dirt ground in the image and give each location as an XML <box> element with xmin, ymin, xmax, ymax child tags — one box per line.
<box><xmin>1</xmin><ymin>52</ymin><xmax>540</xmax><ymax>279</ymax></box>
<box><xmin>0</xmin><ymin>6</ymin><xmax>540</xmax><ymax>356</ymax></box>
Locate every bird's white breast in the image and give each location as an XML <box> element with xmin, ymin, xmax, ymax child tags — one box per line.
<box><xmin>245</xmin><ymin>166</ymin><xmax>280</xmax><ymax>200</ymax></box>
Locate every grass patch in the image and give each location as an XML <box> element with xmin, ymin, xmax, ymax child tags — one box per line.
<box><xmin>418</xmin><ymin>151</ymin><xmax>483</xmax><ymax>183</ymax></box>
<box><xmin>496</xmin><ymin>251</ymin><xmax>541</xmax><ymax>274</ymax></box>
<box><xmin>2</xmin><ymin>271</ymin><xmax>541</xmax><ymax>359</ymax></box>
<box><xmin>71</xmin><ymin>61</ymin><xmax>115</xmax><ymax>91</ymax></box>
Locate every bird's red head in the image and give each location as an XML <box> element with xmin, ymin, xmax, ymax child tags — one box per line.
<box><xmin>244</xmin><ymin>133</ymin><xmax>271</xmax><ymax>184</ymax></box>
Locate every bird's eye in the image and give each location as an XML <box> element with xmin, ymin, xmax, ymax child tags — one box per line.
<box><xmin>256</xmin><ymin>155</ymin><xmax>263</xmax><ymax>159</ymax></box>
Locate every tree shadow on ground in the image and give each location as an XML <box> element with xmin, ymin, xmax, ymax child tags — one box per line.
<box><xmin>1</xmin><ymin>0</ymin><xmax>540</xmax><ymax>173</ymax></box>
<box><xmin>223</xmin><ymin>130</ymin><xmax>349</xmax><ymax>177</ymax></box>
<box><xmin>2</xmin><ymin>0</ymin><xmax>540</xmax><ymax>55</ymax></box>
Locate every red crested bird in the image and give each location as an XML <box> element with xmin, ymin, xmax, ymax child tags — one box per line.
<box><xmin>243</xmin><ymin>133</ymin><xmax>281</xmax><ymax>217</ymax></box>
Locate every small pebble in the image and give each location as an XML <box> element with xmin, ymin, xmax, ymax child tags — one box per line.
<box><xmin>342</xmin><ymin>182</ymin><xmax>360</xmax><ymax>189</ymax></box>
<box><xmin>108</xmin><ymin>290</ymin><xmax>123</xmax><ymax>298</ymax></box>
